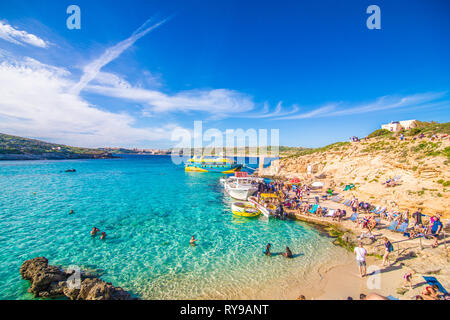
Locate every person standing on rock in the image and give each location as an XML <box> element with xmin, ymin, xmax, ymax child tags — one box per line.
<box><xmin>382</xmin><ymin>237</ymin><xmax>394</xmax><ymax>267</ymax></box>
<box><xmin>412</xmin><ymin>208</ymin><xmax>423</xmax><ymax>226</ymax></box>
<box><xmin>354</xmin><ymin>242</ymin><xmax>367</xmax><ymax>278</ymax></box>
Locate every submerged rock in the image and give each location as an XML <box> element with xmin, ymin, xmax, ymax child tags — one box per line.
<box><xmin>20</xmin><ymin>257</ymin><xmax>134</xmax><ymax>300</ymax></box>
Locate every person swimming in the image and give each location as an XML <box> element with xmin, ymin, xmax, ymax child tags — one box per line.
<box><xmin>190</xmin><ymin>235</ymin><xmax>198</xmax><ymax>246</ymax></box>
<box><xmin>282</xmin><ymin>246</ymin><xmax>293</xmax><ymax>258</ymax></box>
<box><xmin>90</xmin><ymin>227</ymin><xmax>100</xmax><ymax>236</ymax></box>
<box><xmin>69</xmin><ymin>210</ymin><xmax>74</xmax><ymax>215</ymax></box>
<box><xmin>100</xmin><ymin>232</ymin><xmax>106</xmax><ymax>240</ymax></box>
<box><xmin>263</xmin><ymin>243</ymin><xmax>271</xmax><ymax>256</ymax></box>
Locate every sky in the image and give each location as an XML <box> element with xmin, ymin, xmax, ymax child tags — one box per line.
<box><xmin>0</xmin><ymin>0</ymin><xmax>449</xmax><ymax>149</ymax></box>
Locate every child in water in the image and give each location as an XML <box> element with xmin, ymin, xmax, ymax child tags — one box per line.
<box><xmin>190</xmin><ymin>236</ymin><xmax>198</xmax><ymax>246</ymax></box>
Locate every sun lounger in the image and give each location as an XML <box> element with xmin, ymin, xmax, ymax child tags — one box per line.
<box><xmin>349</xmin><ymin>213</ymin><xmax>358</xmax><ymax>222</ymax></box>
<box><xmin>309</xmin><ymin>204</ymin><xmax>319</xmax><ymax>214</ymax></box>
<box><xmin>423</xmin><ymin>276</ymin><xmax>448</xmax><ymax>294</ymax></box>
<box><xmin>343</xmin><ymin>200</ymin><xmax>350</xmax><ymax>206</ymax></box>
<box><xmin>370</xmin><ymin>206</ymin><xmax>380</xmax><ymax>213</ymax></box>
<box><xmin>387</xmin><ymin>221</ymin><xmax>399</xmax><ymax>231</ymax></box>
<box><xmin>396</xmin><ymin>222</ymin><xmax>409</xmax><ymax>233</ymax></box>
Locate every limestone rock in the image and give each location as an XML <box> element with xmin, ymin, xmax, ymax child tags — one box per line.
<box><xmin>20</xmin><ymin>257</ymin><xmax>135</xmax><ymax>300</ymax></box>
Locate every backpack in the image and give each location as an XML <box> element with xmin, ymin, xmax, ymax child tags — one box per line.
<box><xmin>388</xmin><ymin>243</ymin><xmax>394</xmax><ymax>252</ymax></box>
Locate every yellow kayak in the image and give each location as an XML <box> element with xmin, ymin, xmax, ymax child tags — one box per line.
<box><xmin>231</xmin><ymin>202</ymin><xmax>261</xmax><ymax>218</ymax></box>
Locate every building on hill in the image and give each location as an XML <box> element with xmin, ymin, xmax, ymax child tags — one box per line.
<box><xmin>381</xmin><ymin>120</ymin><xmax>418</xmax><ymax>132</ymax></box>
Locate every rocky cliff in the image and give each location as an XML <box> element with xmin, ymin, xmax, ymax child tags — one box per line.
<box><xmin>260</xmin><ymin>124</ymin><xmax>450</xmax><ymax>218</ymax></box>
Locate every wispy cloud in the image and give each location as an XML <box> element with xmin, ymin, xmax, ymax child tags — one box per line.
<box><xmin>274</xmin><ymin>92</ymin><xmax>448</xmax><ymax>120</ymax></box>
<box><xmin>86</xmin><ymin>84</ymin><xmax>255</xmax><ymax>116</ymax></box>
<box><xmin>0</xmin><ymin>20</ymin><xmax>49</xmax><ymax>48</ymax></box>
<box><xmin>71</xmin><ymin>17</ymin><xmax>170</xmax><ymax>95</ymax></box>
<box><xmin>0</xmin><ymin>54</ymin><xmax>184</xmax><ymax>147</ymax></box>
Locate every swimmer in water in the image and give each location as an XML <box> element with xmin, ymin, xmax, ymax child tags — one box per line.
<box><xmin>100</xmin><ymin>232</ymin><xmax>106</xmax><ymax>240</ymax></box>
<box><xmin>90</xmin><ymin>227</ymin><xmax>100</xmax><ymax>236</ymax></box>
<box><xmin>282</xmin><ymin>246</ymin><xmax>293</xmax><ymax>258</ymax></box>
<box><xmin>190</xmin><ymin>236</ymin><xmax>198</xmax><ymax>246</ymax></box>
<box><xmin>263</xmin><ymin>243</ymin><xmax>271</xmax><ymax>256</ymax></box>
<box><xmin>69</xmin><ymin>210</ymin><xmax>74</xmax><ymax>215</ymax></box>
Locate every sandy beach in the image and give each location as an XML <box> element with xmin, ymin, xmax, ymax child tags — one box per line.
<box><xmin>277</xmin><ymin>195</ymin><xmax>450</xmax><ymax>300</ymax></box>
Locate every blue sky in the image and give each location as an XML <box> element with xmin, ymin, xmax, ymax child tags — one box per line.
<box><xmin>0</xmin><ymin>0</ymin><xmax>449</xmax><ymax>148</ymax></box>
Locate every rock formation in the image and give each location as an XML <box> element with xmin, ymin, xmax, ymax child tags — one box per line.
<box><xmin>20</xmin><ymin>257</ymin><xmax>134</xmax><ymax>300</ymax></box>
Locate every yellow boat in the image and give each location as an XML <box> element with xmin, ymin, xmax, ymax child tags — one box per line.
<box><xmin>185</xmin><ymin>156</ymin><xmax>242</xmax><ymax>173</ymax></box>
<box><xmin>231</xmin><ymin>202</ymin><xmax>261</xmax><ymax>218</ymax></box>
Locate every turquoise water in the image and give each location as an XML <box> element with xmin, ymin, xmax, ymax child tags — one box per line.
<box><xmin>0</xmin><ymin>155</ymin><xmax>342</xmax><ymax>300</ymax></box>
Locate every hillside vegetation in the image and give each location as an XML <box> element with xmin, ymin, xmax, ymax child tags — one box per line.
<box><xmin>261</xmin><ymin>121</ymin><xmax>450</xmax><ymax>218</ymax></box>
<box><xmin>0</xmin><ymin>133</ymin><xmax>114</xmax><ymax>160</ymax></box>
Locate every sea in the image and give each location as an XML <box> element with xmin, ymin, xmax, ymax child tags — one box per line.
<box><xmin>0</xmin><ymin>155</ymin><xmax>345</xmax><ymax>299</ymax></box>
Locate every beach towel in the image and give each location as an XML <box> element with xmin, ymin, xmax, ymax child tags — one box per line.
<box><xmin>423</xmin><ymin>276</ymin><xmax>448</xmax><ymax>294</ymax></box>
<box><xmin>386</xmin><ymin>295</ymin><xmax>399</xmax><ymax>300</ymax></box>
<box><xmin>325</xmin><ymin>209</ymin><xmax>335</xmax><ymax>217</ymax></box>
<box><xmin>387</xmin><ymin>221</ymin><xmax>399</xmax><ymax>231</ymax></box>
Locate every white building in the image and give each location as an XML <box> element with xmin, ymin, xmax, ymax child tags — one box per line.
<box><xmin>381</xmin><ymin>120</ymin><xmax>418</xmax><ymax>132</ymax></box>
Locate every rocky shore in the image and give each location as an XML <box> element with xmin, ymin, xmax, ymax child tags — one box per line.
<box><xmin>20</xmin><ymin>257</ymin><xmax>135</xmax><ymax>300</ymax></box>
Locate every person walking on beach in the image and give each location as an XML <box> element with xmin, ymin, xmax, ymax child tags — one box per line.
<box><xmin>382</xmin><ymin>237</ymin><xmax>394</xmax><ymax>267</ymax></box>
<box><xmin>354</xmin><ymin>242</ymin><xmax>367</xmax><ymax>278</ymax></box>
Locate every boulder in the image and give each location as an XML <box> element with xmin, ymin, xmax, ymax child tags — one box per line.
<box><xmin>20</xmin><ymin>257</ymin><xmax>135</xmax><ymax>300</ymax></box>
<box><xmin>20</xmin><ymin>257</ymin><xmax>67</xmax><ymax>298</ymax></box>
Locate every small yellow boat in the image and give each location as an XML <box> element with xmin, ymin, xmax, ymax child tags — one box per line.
<box><xmin>231</xmin><ymin>202</ymin><xmax>261</xmax><ymax>218</ymax></box>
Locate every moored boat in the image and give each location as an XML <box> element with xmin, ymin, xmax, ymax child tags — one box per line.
<box><xmin>231</xmin><ymin>202</ymin><xmax>261</xmax><ymax>218</ymax></box>
<box><xmin>224</xmin><ymin>172</ymin><xmax>259</xmax><ymax>200</ymax></box>
<box><xmin>185</xmin><ymin>156</ymin><xmax>242</xmax><ymax>173</ymax></box>
<box><xmin>248</xmin><ymin>193</ymin><xmax>280</xmax><ymax>217</ymax></box>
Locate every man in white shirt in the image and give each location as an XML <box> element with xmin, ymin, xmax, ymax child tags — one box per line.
<box><xmin>354</xmin><ymin>242</ymin><xmax>367</xmax><ymax>278</ymax></box>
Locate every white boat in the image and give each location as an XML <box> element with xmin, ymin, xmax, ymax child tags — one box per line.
<box><xmin>222</xmin><ymin>172</ymin><xmax>264</xmax><ymax>200</ymax></box>
<box><xmin>224</xmin><ymin>175</ymin><xmax>259</xmax><ymax>201</ymax></box>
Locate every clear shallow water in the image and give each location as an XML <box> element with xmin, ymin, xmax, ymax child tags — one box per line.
<box><xmin>0</xmin><ymin>155</ymin><xmax>342</xmax><ymax>300</ymax></box>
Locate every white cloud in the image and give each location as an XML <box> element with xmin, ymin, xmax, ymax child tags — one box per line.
<box><xmin>0</xmin><ymin>21</ymin><xmax>49</xmax><ymax>48</ymax></box>
<box><xmin>0</xmin><ymin>56</ymin><xmax>183</xmax><ymax>148</ymax></box>
<box><xmin>274</xmin><ymin>93</ymin><xmax>447</xmax><ymax>120</ymax></box>
<box><xmin>85</xmin><ymin>84</ymin><xmax>255</xmax><ymax>115</ymax></box>
<box><xmin>71</xmin><ymin>18</ymin><xmax>169</xmax><ymax>95</ymax></box>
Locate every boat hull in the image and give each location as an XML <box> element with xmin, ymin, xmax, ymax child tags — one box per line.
<box><xmin>185</xmin><ymin>164</ymin><xmax>242</xmax><ymax>173</ymax></box>
<box><xmin>227</xmin><ymin>187</ymin><xmax>257</xmax><ymax>201</ymax></box>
